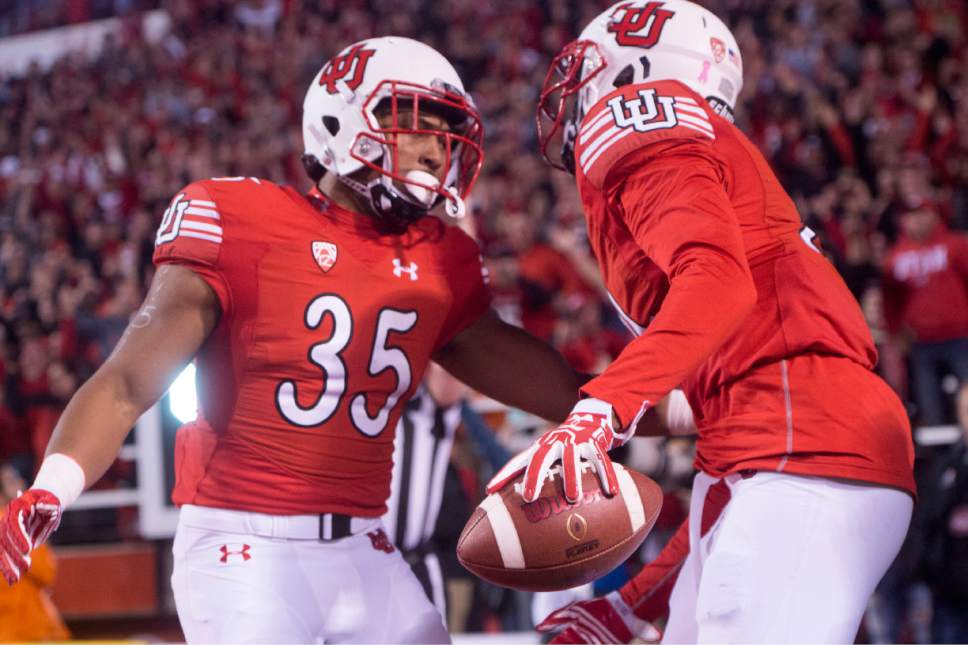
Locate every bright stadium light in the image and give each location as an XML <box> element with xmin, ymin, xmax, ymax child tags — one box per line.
<box><xmin>168</xmin><ymin>364</ymin><xmax>198</xmax><ymax>423</ymax></box>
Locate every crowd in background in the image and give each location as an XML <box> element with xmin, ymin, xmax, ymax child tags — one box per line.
<box><xmin>0</xmin><ymin>0</ymin><xmax>967</xmax><ymax>641</ymax></box>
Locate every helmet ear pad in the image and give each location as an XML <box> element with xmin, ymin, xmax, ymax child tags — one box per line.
<box><xmin>560</xmin><ymin>105</ymin><xmax>580</xmax><ymax>175</ymax></box>
<box><xmin>302</xmin><ymin>154</ymin><xmax>326</xmax><ymax>183</ymax></box>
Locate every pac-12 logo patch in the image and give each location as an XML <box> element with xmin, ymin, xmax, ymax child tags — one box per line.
<box><xmin>318</xmin><ymin>44</ymin><xmax>376</xmax><ymax>94</ymax></box>
<box><xmin>607</xmin><ymin>1</ymin><xmax>675</xmax><ymax>48</ymax></box>
<box><xmin>710</xmin><ymin>37</ymin><xmax>726</xmax><ymax>63</ymax></box>
<box><xmin>312</xmin><ymin>241</ymin><xmax>338</xmax><ymax>273</ymax></box>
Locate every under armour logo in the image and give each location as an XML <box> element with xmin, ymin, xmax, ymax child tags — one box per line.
<box><xmin>367</xmin><ymin>529</ymin><xmax>395</xmax><ymax>554</ymax></box>
<box><xmin>219</xmin><ymin>544</ymin><xmax>252</xmax><ymax>563</ymax></box>
<box><xmin>392</xmin><ymin>258</ymin><xmax>419</xmax><ymax>280</ymax></box>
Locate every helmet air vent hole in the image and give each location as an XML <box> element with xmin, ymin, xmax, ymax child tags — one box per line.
<box><xmin>612</xmin><ymin>64</ymin><xmax>635</xmax><ymax>88</ymax></box>
<box><xmin>640</xmin><ymin>56</ymin><xmax>651</xmax><ymax>79</ymax></box>
<box><xmin>322</xmin><ymin>116</ymin><xmax>340</xmax><ymax>136</ymax></box>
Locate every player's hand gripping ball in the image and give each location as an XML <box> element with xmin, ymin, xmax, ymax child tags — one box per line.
<box><xmin>458</xmin><ymin>462</ymin><xmax>661</xmax><ymax>592</ymax></box>
<box><xmin>487</xmin><ymin>398</ymin><xmax>631</xmax><ymax>504</ymax></box>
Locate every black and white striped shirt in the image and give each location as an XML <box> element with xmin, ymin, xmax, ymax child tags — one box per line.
<box><xmin>384</xmin><ymin>386</ymin><xmax>461</xmax><ymax>553</ymax></box>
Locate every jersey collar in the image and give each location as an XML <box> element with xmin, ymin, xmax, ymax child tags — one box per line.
<box><xmin>306</xmin><ymin>186</ymin><xmax>385</xmax><ymax>236</ymax></box>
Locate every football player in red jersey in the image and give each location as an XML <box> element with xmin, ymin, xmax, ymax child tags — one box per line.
<box><xmin>0</xmin><ymin>37</ymin><xmax>592</xmax><ymax>643</ymax></box>
<box><xmin>488</xmin><ymin>2</ymin><xmax>917</xmax><ymax>642</ymax></box>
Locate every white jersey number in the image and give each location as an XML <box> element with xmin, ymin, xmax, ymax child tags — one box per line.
<box><xmin>275</xmin><ymin>296</ymin><xmax>416</xmax><ymax>437</ymax></box>
<box><xmin>351</xmin><ymin>309</ymin><xmax>418</xmax><ymax>436</ymax></box>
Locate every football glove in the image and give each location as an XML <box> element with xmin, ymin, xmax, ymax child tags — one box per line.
<box><xmin>537</xmin><ymin>591</ymin><xmax>662</xmax><ymax>644</ymax></box>
<box><xmin>487</xmin><ymin>398</ymin><xmax>629</xmax><ymax>503</ymax></box>
<box><xmin>0</xmin><ymin>489</ymin><xmax>62</xmax><ymax>585</ymax></box>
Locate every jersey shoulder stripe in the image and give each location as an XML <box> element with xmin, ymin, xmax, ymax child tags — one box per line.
<box><xmin>576</xmin><ymin>80</ymin><xmax>716</xmax><ymax>188</ymax></box>
<box><xmin>154</xmin><ymin>176</ymin><xmax>286</xmax><ymax>256</ymax></box>
<box><xmin>155</xmin><ymin>183</ymin><xmax>224</xmax><ymax>248</ymax></box>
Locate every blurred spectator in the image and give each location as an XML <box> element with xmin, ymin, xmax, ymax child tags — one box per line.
<box><xmin>553</xmin><ymin>296</ymin><xmax>627</xmax><ymax>374</ymax></box>
<box><xmin>0</xmin><ymin>1</ymin><xmax>966</xmax><ymax>637</ymax></box>
<box><xmin>921</xmin><ymin>383</ymin><xmax>968</xmax><ymax>643</ymax></box>
<box><xmin>882</xmin><ymin>200</ymin><xmax>968</xmax><ymax>425</ymax></box>
<box><xmin>0</xmin><ymin>0</ymin><xmax>965</xmax><ymax>446</ymax></box>
<box><xmin>0</xmin><ymin>387</ymin><xmax>31</xmax><ymax>479</ymax></box>
<box><xmin>0</xmin><ymin>463</ymin><xmax>70</xmax><ymax>642</ymax></box>
<box><xmin>495</xmin><ymin>211</ymin><xmax>596</xmax><ymax>341</ymax></box>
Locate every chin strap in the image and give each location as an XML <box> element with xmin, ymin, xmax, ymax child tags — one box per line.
<box><xmin>560</xmin><ymin>102</ymin><xmax>582</xmax><ymax>176</ymax></box>
<box><xmin>443</xmin><ymin>186</ymin><xmax>466</xmax><ymax>219</ymax></box>
<box><xmin>337</xmin><ymin>165</ymin><xmax>467</xmax><ymax>228</ymax></box>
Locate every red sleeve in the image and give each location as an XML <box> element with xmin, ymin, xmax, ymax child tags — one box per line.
<box><xmin>152</xmin><ymin>182</ymin><xmax>232</xmax><ymax>316</ymax></box>
<box><xmin>434</xmin><ymin>230</ymin><xmax>491</xmax><ymax>351</ymax></box>
<box><xmin>580</xmin><ymin>141</ymin><xmax>756</xmax><ymax>427</ymax></box>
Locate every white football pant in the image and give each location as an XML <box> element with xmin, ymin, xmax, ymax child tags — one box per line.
<box><xmin>171</xmin><ymin>505</ymin><xmax>449</xmax><ymax>643</ymax></box>
<box><xmin>663</xmin><ymin>471</ymin><xmax>912</xmax><ymax>644</ymax></box>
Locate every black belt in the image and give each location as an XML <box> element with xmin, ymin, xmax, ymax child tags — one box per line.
<box><xmin>319</xmin><ymin>513</ymin><xmax>354</xmax><ymax>540</ymax></box>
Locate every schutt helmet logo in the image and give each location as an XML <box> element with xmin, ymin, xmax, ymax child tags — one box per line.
<box><xmin>312</xmin><ymin>241</ymin><xmax>338</xmax><ymax>273</ymax></box>
<box><xmin>219</xmin><ymin>544</ymin><xmax>251</xmax><ymax>563</ymax></box>
<box><xmin>318</xmin><ymin>44</ymin><xmax>376</xmax><ymax>94</ymax></box>
<box><xmin>607</xmin><ymin>1</ymin><xmax>676</xmax><ymax>48</ymax></box>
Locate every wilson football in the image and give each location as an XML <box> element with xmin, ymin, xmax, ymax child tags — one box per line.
<box><xmin>457</xmin><ymin>463</ymin><xmax>662</xmax><ymax>592</ymax></box>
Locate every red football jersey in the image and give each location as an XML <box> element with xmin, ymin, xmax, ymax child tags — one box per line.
<box><xmin>575</xmin><ymin>81</ymin><xmax>914</xmax><ymax>495</ymax></box>
<box><xmin>153</xmin><ymin>178</ymin><xmax>489</xmax><ymax>516</ymax></box>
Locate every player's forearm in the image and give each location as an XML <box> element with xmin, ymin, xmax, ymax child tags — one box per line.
<box><xmin>436</xmin><ymin>320</ymin><xmax>584</xmax><ymax>423</ymax></box>
<box><xmin>480</xmin><ymin>343</ymin><xmax>584</xmax><ymax>423</ymax></box>
<box><xmin>44</xmin><ymin>365</ymin><xmax>151</xmax><ymax>488</ymax></box>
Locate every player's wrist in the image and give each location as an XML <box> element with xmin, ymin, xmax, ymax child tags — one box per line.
<box><xmin>571</xmin><ymin>396</ymin><xmax>612</xmax><ymax>419</ymax></box>
<box><xmin>606</xmin><ymin>590</ymin><xmax>635</xmax><ymax>621</ymax></box>
<box><xmin>606</xmin><ymin>590</ymin><xmax>660</xmax><ymax>640</ymax></box>
<box><xmin>30</xmin><ymin>453</ymin><xmax>85</xmax><ymax>508</ymax></box>
<box><xmin>572</xmin><ymin>397</ymin><xmax>632</xmax><ymax>447</ymax></box>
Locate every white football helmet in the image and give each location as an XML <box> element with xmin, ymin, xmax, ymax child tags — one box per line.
<box><xmin>302</xmin><ymin>36</ymin><xmax>484</xmax><ymax>228</ymax></box>
<box><xmin>537</xmin><ymin>0</ymin><xmax>743</xmax><ymax>172</ymax></box>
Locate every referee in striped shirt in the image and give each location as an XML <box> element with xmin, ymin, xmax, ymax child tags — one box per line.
<box><xmin>383</xmin><ymin>363</ymin><xmax>467</xmax><ymax>621</ymax></box>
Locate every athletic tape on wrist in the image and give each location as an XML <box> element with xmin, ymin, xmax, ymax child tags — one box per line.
<box><xmin>30</xmin><ymin>453</ymin><xmax>86</xmax><ymax>508</ymax></box>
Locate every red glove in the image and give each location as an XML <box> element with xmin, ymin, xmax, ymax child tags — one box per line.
<box><xmin>487</xmin><ymin>398</ymin><xmax>628</xmax><ymax>503</ymax></box>
<box><xmin>538</xmin><ymin>591</ymin><xmax>662</xmax><ymax>644</ymax></box>
<box><xmin>0</xmin><ymin>489</ymin><xmax>62</xmax><ymax>585</ymax></box>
